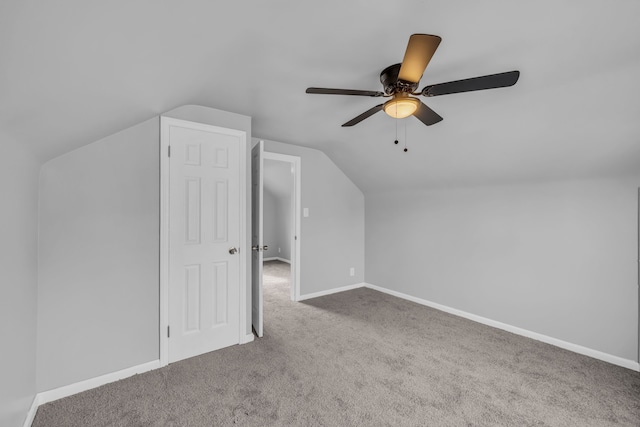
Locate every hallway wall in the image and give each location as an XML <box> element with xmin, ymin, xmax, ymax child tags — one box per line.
<box><xmin>256</xmin><ymin>138</ymin><xmax>365</xmax><ymax>295</ymax></box>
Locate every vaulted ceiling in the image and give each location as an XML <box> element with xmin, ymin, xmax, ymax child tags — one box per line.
<box><xmin>2</xmin><ymin>0</ymin><xmax>639</xmax><ymax>193</ymax></box>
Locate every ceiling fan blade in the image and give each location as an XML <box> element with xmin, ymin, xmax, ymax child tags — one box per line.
<box><xmin>413</xmin><ymin>102</ymin><xmax>443</xmax><ymax>126</ymax></box>
<box><xmin>421</xmin><ymin>70</ymin><xmax>520</xmax><ymax>97</ymax></box>
<box><xmin>398</xmin><ymin>34</ymin><xmax>442</xmax><ymax>84</ymax></box>
<box><xmin>342</xmin><ymin>104</ymin><xmax>384</xmax><ymax>127</ymax></box>
<box><xmin>306</xmin><ymin>87</ymin><xmax>384</xmax><ymax>97</ymax></box>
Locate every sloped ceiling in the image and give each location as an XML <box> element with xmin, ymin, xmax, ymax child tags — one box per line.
<box><xmin>1</xmin><ymin>0</ymin><xmax>639</xmax><ymax>193</ymax></box>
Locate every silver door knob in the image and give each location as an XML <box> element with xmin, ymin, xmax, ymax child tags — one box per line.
<box><xmin>228</xmin><ymin>247</ymin><xmax>238</xmax><ymax>254</ymax></box>
<box><xmin>262</xmin><ymin>245</ymin><xmax>268</xmax><ymax>251</ymax></box>
<box><xmin>252</xmin><ymin>245</ymin><xmax>260</xmax><ymax>251</ymax></box>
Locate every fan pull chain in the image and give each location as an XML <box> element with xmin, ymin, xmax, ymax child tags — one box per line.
<box><xmin>393</xmin><ymin>118</ymin><xmax>408</xmax><ymax>152</ymax></box>
<box><xmin>403</xmin><ymin>119</ymin><xmax>408</xmax><ymax>152</ymax></box>
<box><xmin>394</xmin><ymin>116</ymin><xmax>399</xmax><ymax>146</ymax></box>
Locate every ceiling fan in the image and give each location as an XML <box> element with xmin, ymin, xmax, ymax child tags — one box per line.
<box><xmin>306</xmin><ymin>34</ymin><xmax>520</xmax><ymax>127</ymax></box>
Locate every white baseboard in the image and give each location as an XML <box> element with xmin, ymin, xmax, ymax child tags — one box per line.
<box><xmin>263</xmin><ymin>257</ymin><xmax>290</xmax><ymax>264</ymax></box>
<box><xmin>23</xmin><ymin>395</ymin><xmax>40</xmax><ymax>427</ymax></box>
<box><xmin>364</xmin><ymin>283</ymin><xmax>640</xmax><ymax>372</ymax></box>
<box><xmin>298</xmin><ymin>283</ymin><xmax>365</xmax><ymax>301</ymax></box>
<box><xmin>21</xmin><ymin>283</ymin><xmax>637</xmax><ymax>426</ymax></box>
<box><xmin>38</xmin><ymin>360</ymin><xmax>160</xmax><ymax>405</ymax></box>
<box><xmin>24</xmin><ymin>330</ymin><xmax>255</xmax><ymax>426</ymax></box>
<box><xmin>24</xmin><ymin>360</ymin><xmax>160</xmax><ymax>427</ymax></box>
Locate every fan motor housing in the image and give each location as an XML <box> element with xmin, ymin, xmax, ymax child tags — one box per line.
<box><xmin>380</xmin><ymin>63</ymin><xmax>418</xmax><ymax>95</ymax></box>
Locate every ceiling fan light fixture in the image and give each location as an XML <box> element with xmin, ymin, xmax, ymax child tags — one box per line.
<box><xmin>383</xmin><ymin>96</ymin><xmax>419</xmax><ymax>119</ymax></box>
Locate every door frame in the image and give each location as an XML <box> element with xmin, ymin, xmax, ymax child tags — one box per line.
<box><xmin>251</xmin><ymin>140</ymin><xmax>264</xmax><ymax>337</ymax></box>
<box><xmin>159</xmin><ymin>116</ymin><xmax>248</xmax><ymax>367</ymax></box>
<box><xmin>262</xmin><ymin>150</ymin><xmax>301</xmax><ymax>302</ymax></box>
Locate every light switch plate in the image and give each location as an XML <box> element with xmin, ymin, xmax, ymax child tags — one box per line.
<box><xmin>303</xmin><ymin>208</ymin><xmax>309</xmax><ymax>217</ymax></box>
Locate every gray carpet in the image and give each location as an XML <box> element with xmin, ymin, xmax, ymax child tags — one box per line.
<box><xmin>33</xmin><ymin>260</ymin><xmax>640</xmax><ymax>426</ymax></box>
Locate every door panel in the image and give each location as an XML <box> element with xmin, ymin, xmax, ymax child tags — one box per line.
<box><xmin>167</xmin><ymin>121</ymin><xmax>242</xmax><ymax>363</ymax></box>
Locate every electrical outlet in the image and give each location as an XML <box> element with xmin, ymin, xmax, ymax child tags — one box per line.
<box><xmin>278</xmin><ymin>247</ymin><xmax>281</xmax><ymax>253</ymax></box>
<box><xmin>349</xmin><ymin>267</ymin><xmax>355</xmax><ymax>277</ymax></box>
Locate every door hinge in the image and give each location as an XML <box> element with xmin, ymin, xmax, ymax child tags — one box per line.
<box><xmin>168</xmin><ymin>146</ymin><xmax>171</xmax><ymax>157</ymax></box>
<box><xmin>294</xmin><ymin>235</ymin><xmax>297</xmax><ymax>240</ymax></box>
<box><xmin>167</xmin><ymin>325</ymin><xmax>170</xmax><ymax>338</ymax></box>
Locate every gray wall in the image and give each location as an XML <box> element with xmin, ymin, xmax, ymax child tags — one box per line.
<box><xmin>0</xmin><ymin>134</ymin><xmax>40</xmax><ymax>426</ymax></box>
<box><xmin>257</xmin><ymin>138</ymin><xmax>365</xmax><ymax>295</ymax></box>
<box><xmin>37</xmin><ymin>117</ymin><xmax>160</xmax><ymax>391</ymax></box>
<box><xmin>164</xmin><ymin>105</ymin><xmax>252</xmax><ymax>335</ymax></box>
<box><xmin>263</xmin><ymin>159</ymin><xmax>293</xmax><ymax>261</ymax></box>
<box><xmin>365</xmin><ymin>177</ymin><xmax>640</xmax><ymax>362</ymax></box>
<box><xmin>263</xmin><ymin>188</ymin><xmax>285</xmax><ymax>260</ymax></box>
<box><xmin>35</xmin><ymin>105</ymin><xmax>252</xmax><ymax>393</ymax></box>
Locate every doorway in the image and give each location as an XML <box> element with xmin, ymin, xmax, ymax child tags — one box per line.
<box><xmin>262</xmin><ymin>152</ymin><xmax>301</xmax><ymax>303</ymax></box>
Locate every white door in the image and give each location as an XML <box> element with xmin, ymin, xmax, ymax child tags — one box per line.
<box><xmin>167</xmin><ymin>119</ymin><xmax>243</xmax><ymax>363</ymax></box>
<box><xmin>251</xmin><ymin>140</ymin><xmax>264</xmax><ymax>337</ymax></box>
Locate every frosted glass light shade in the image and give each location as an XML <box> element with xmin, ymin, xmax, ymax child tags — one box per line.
<box><xmin>383</xmin><ymin>97</ymin><xmax>419</xmax><ymax>118</ymax></box>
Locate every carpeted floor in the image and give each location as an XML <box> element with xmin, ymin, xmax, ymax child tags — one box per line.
<box><xmin>33</xmin><ymin>260</ymin><xmax>640</xmax><ymax>426</ymax></box>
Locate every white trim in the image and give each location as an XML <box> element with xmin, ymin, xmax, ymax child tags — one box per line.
<box><xmin>238</xmin><ymin>124</ymin><xmax>248</xmax><ymax>350</ymax></box>
<box><xmin>364</xmin><ymin>283</ymin><xmax>640</xmax><ymax>372</ymax></box>
<box><xmin>159</xmin><ymin>117</ymin><xmax>249</xmax><ymax>368</ymax></box>
<box><xmin>298</xmin><ymin>283</ymin><xmax>365</xmax><ymax>301</ymax></box>
<box><xmin>24</xmin><ymin>360</ymin><xmax>160</xmax><ymax>426</ymax></box>
<box><xmin>37</xmin><ymin>360</ymin><xmax>160</xmax><ymax>405</ymax></box>
<box><xmin>240</xmin><ymin>333</ymin><xmax>255</xmax><ymax>344</ymax></box>
<box><xmin>23</xmin><ymin>395</ymin><xmax>40</xmax><ymax>427</ymax></box>
<box><xmin>263</xmin><ymin>257</ymin><xmax>291</xmax><ymax>264</ymax></box>
<box><xmin>262</xmin><ymin>150</ymin><xmax>301</xmax><ymax>302</ymax></box>
<box><xmin>292</xmin><ymin>155</ymin><xmax>301</xmax><ymax>302</ymax></box>
<box><xmin>159</xmin><ymin>117</ymin><xmax>170</xmax><ymax>367</ymax></box>
<box><xmin>21</xmin><ymin>282</ymin><xmax>638</xmax><ymax>427</ymax></box>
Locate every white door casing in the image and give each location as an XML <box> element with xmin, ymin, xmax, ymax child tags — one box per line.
<box><xmin>251</xmin><ymin>140</ymin><xmax>264</xmax><ymax>337</ymax></box>
<box><xmin>160</xmin><ymin>117</ymin><xmax>246</xmax><ymax>365</ymax></box>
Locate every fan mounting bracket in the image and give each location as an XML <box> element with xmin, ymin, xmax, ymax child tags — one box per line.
<box><xmin>380</xmin><ymin>63</ymin><xmax>419</xmax><ymax>95</ymax></box>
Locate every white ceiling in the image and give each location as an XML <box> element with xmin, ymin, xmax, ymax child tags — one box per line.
<box><xmin>2</xmin><ymin>0</ymin><xmax>639</xmax><ymax>194</ymax></box>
